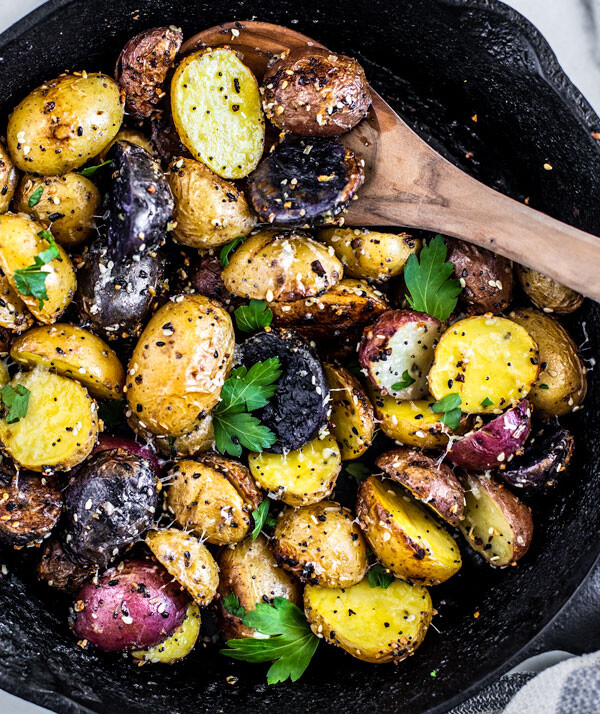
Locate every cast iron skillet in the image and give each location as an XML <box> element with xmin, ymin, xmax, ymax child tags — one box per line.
<box><xmin>0</xmin><ymin>0</ymin><xmax>598</xmax><ymax>712</ymax></box>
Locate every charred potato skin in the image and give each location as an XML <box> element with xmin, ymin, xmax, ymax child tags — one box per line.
<box><xmin>0</xmin><ymin>472</ymin><xmax>62</xmax><ymax>547</ymax></box>
<box><xmin>217</xmin><ymin>534</ymin><xmax>302</xmax><ymax>639</ymax></box>
<box><xmin>0</xmin><ymin>142</ymin><xmax>18</xmax><ymax>213</ymax></box>
<box><xmin>115</xmin><ymin>26</ymin><xmax>183</xmax><ymax>118</ymax></box>
<box><xmin>446</xmin><ymin>237</ymin><xmax>513</xmax><ymax>315</ymax></box>
<box><xmin>376</xmin><ymin>448</ymin><xmax>465</xmax><ymax>526</ymax></box>
<box><xmin>272</xmin><ymin>501</ymin><xmax>368</xmax><ymax>588</ymax></box>
<box><xmin>261</xmin><ymin>48</ymin><xmax>371</xmax><ymax>137</ymax></box>
<box><xmin>509</xmin><ymin>308</ymin><xmax>587</xmax><ymax>416</ymax></box>
<box><xmin>37</xmin><ymin>538</ymin><xmax>93</xmax><ymax>593</ymax></box>
<box><xmin>516</xmin><ymin>265</ymin><xmax>583</xmax><ymax>314</ymax></box>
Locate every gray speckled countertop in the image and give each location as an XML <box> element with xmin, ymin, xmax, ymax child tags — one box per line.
<box><xmin>0</xmin><ymin>1</ymin><xmax>598</xmax><ymax>712</ymax></box>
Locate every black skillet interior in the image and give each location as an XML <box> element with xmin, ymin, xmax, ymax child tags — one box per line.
<box><xmin>0</xmin><ymin>0</ymin><xmax>599</xmax><ymax>713</ymax></box>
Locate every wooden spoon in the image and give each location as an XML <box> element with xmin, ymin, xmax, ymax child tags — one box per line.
<box><xmin>182</xmin><ymin>21</ymin><xmax>600</xmax><ymax>300</ymax></box>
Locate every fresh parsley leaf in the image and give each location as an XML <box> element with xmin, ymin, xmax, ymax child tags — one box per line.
<box><xmin>77</xmin><ymin>159</ymin><xmax>112</xmax><ymax>178</ymax></box>
<box><xmin>345</xmin><ymin>462</ymin><xmax>370</xmax><ymax>484</ymax></box>
<box><xmin>28</xmin><ymin>185</ymin><xmax>43</xmax><ymax>208</ymax></box>
<box><xmin>213</xmin><ymin>411</ymin><xmax>276</xmax><ymax>457</ymax></box>
<box><xmin>234</xmin><ymin>300</ymin><xmax>273</xmax><ymax>332</ymax></box>
<box><xmin>480</xmin><ymin>397</ymin><xmax>494</xmax><ymax>407</ymax></box>
<box><xmin>36</xmin><ymin>230</ymin><xmax>60</xmax><ymax>263</ymax></box>
<box><xmin>432</xmin><ymin>393</ymin><xmax>462</xmax><ymax>431</ymax></box>
<box><xmin>13</xmin><ymin>230</ymin><xmax>60</xmax><ymax>309</ymax></box>
<box><xmin>167</xmin><ymin>436</ymin><xmax>176</xmax><ymax>450</ymax></box>
<box><xmin>220</xmin><ymin>236</ymin><xmax>246</xmax><ymax>267</ymax></box>
<box><xmin>223</xmin><ymin>593</ymin><xmax>246</xmax><ymax>618</ymax></box>
<box><xmin>1</xmin><ymin>384</ymin><xmax>30</xmax><ymax>424</ymax></box>
<box><xmin>538</xmin><ymin>383</ymin><xmax>549</xmax><ymax>390</ymax></box>
<box><xmin>404</xmin><ymin>234</ymin><xmax>462</xmax><ymax>321</ymax></box>
<box><xmin>430</xmin><ymin>670</ymin><xmax>438</xmax><ymax>678</ymax></box>
<box><xmin>221</xmin><ymin>597</ymin><xmax>319</xmax><ymax>684</ymax></box>
<box><xmin>391</xmin><ymin>370</ymin><xmax>415</xmax><ymax>390</ymax></box>
<box><xmin>367</xmin><ymin>563</ymin><xmax>394</xmax><ymax>589</ymax></box>
<box><xmin>252</xmin><ymin>499</ymin><xmax>276</xmax><ymax>539</ymax></box>
<box><xmin>220</xmin><ymin>359</ymin><xmax>282</xmax><ymax>412</ymax></box>
<box><xmin>98</xmin><ymin>399</ymin><xmax>125</xmax><ymax>430</ymax></box>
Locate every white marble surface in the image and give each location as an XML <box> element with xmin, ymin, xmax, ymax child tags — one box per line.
<box><xmin>0</xmin><ymin>1</ymin><xmax>597</xmax><ymax>713</ymax></box>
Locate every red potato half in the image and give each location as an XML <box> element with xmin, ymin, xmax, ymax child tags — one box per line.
<box><xmin>71</xmin><ymin>560</ymin><xmax>189</xmax><ymax>652</ymax></box>
<box><xmin>359</xmin><ymin>310</ymin><xmax>442</xmax><ymax>400</ymax></box>
<box><xmin>446</xmin><ymin>400</ymin><xmax>532</xmax><ymax>471</ymax></box>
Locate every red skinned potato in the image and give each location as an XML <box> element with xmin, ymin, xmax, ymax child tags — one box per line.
<box><xmin>71</xmin><ymin>559</ymin><xmax>189</xmax><ymax>652</ymax></box>
<box><xmin>446</xmin><ymin>400</ymin><xmax>532</xmax><ymax>471</ymax></box>
<box><xmin>359</xmin><ymin>310</ymin><xmax>442</xmax><ymax>400</ymax></box>
<box><xmin>92</xmin><ymin>434</ymin><xmax>161</xmax><ymax>476</ymax></box>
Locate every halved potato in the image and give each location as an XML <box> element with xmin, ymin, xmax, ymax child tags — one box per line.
<box><xmin>458</xmin><ymin>472</ymin><xmax>533</xmax><ymax>567</ymax></box>
<box><xmin>356</xmin><ymin>475</ymin><xmax>462</xmax><ymax>585</ymax></box>
<box><xmin>428</xmin><ymin>315</ymin><xmax>539</xmax><ymax>413</ymax></box>
<box><xmin>0</xmin><ymin>271</ymin><xmax>34</xmax><ymax>332</ymax></box>
<box><xmin>146</xmin><ymin>528</ymin><xmax>219</xmax><ymax>605</ymax></box>
<box><xmin>304</xmin><ymin>577</ymin><xmax>432</xmax><ymax>663</ymax></box>
<box><xmin>132</xmin><ymin>601</ymin><xmax>201</xmax><ymax>664</ymax></box>
<box><xmin>171</xmin><ymin>47</ymin><xmax>265</xmax><ymax>179</ymax></box>
<box><xmin>11</xmin><ymin>324</ymin><xmax>125</xmax><ymax>400</ymax></box>
<box><xmin>248</xmin><ymin>434</ymin><xmax>341</xmax><ymax>506</ymax></box>
<box><xmin>324</xmin><ymin>364</ymin><xmax>375</xmax><ymax>460</ymax></box>
<box><xmin>0</xmin><ymin>367</ymin><xmax>98</xmax><ymax>471</ymax></box>
<box><xmin>0</xmin><ymin>143</ymin><xmax>18</xmax><ymax>214</ymax></box>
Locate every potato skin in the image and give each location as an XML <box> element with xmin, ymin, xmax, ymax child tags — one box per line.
<box><xmin>319</xmin><ymin>228</ymin><xmax>419</xmax><ymax>282</ymax></box>
<box><xmin>516</xmin><ymin>265</ymin><xmax>583</xmax><ymax>314</ymax></box>
<box><xmin>126</xmin><ymin>295</ymin><xmax>234</xmax><ymax>436</ymax></box>
<box><xmin>167</xmin><ymin>455</ymin><xmax>262</xmax><ymax>545</ymax></box>
<box><xmin>272</xmin><ymin>500</ymin><xmax>368</xmax><ymax>588</ymax></box>
<box><xmin>11</xmin><ymin>324</ymin><xmax>125</xmax><ymax>400</ymax></box>
<box><xmin>509</xmin><ymin>308</ymin><xmax>586</xmax><ymax>416</ymax></box>
<box><xmin>0</xmin><ymin>213</ymin><xmax>76</xmax><ymax>324</ymax></box>
<box><xmin>115</xmin><ymin>26</ymin><xmax>183</xmax><ymax>118</ymax></box>
<box><xmin>15</xmin><ymin>173</ymin><xmax>100</xmax><ymax>247</ymax></box>
<box><xmin>261</xmin><ymin>48</ymin><xmax>371</xmax><ymax>137</ymax></box>
<box><xmin>99</xmin><ymin>128</ymin><xmax>155</xmax><ymax>161</ymax></box>
<box><xmin>7</xmin><ymin>72</ymin><xmax>123</xmax><ymax>175</ymax></box>
<box><xmin>128</xmin><ymin>411</ymin><xmax>215</xmax><ymax>458</ymax></box>
<box><xmin>167</xmin><ymin>157</ymin><xmax>256</xmax><ymax>248</ymax></box>
<box><xmin>132</xmin><ymin>601</ymin><xmax>201</xmax><ymax>664</ymax></box>
<box><xmin>222</xmin><ymin>229</ymin><xmax>342</xmax><ymax>301</ymax></box>
<box><xmin>217</xmin><ymin>534</ymin><xmax>302</xmax><ymax>639</ymax></box>
<box><xmin>376</xmin><ymin>448</ymin><xmax>465</xmax><ymax>526</ymax></box>
<box><xmin>446</xmin><ymin>237</ymin><xmax>513</xmax><ymax>315</ymax></box>
<box><xmin>37</xmin><ymin>538</ymin><xmax>92</xmax><ymax>593</ymax></box>
<box><xmin>0</xmin><ymin>143</ymin><xmax>18</xmax><ymax>213</ymax></box>
<box><xmin>304</xmin><ymin>578</ymin><xmax>432</xmax><ymax>664</ymax></box>
<box><xmin>0</xmin><ymin>472</ymin><xmax>62</xmax><ymax>547</ymax></box>
<box><xmin>0</xmin><ymin>271</ymin><xmax>34</xmax><ymax>332</ymax></box>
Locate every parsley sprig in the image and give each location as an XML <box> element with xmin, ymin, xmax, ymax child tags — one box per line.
<box><xmin>212</xmin><ymin>358</ymin><xmax>281</xmax><ymax>457</ymax></box>
<box><xmin>221</xmin><ymin>597</ymin><xmax>320</xmax><ymax>684</ymax></box>
<box><xmin>234</xmin><ymin>299</ymin><xmax>273</xmax><ymax>332</ymax></box>
<box><xmin>251</xmin><ymin>499</ymin><xmax>277</xmax><ymax>539</ymax></box>
<box><xmin>14</xmin><ymin>230</ymin><xmax>60</xmax><ymax>309</ymax></box>
<box><xmin>345</xmin><ymin>462</ymin><xmax>370</xmax><ymax>484</ymax></box>
<box><xmin>77</xmin><ymin>159</ymin><xmax>112</xmax><ymax>178</ymax></box>
<box><xmin>432</xmin><ymin>393</ymin><xmax>462</xmax><ymax>431</ymax></box>
<box><xmin>391</xmin><ymin>370</ymin><xmax>415</xmax><ymax>391</ymax></box>
<box><xmin>28</xmin><ymin>185</ymin><xmax>43</xmax><ymax>208</ymax></box>
<box><xmin>220</xmin><ymin>236</ymin><xmax>246</xmax><ymax>267</ymax></box>
<box><xmin>223</xmin><ymin>593</ymin><xmax>246</xmax><ymax>618</ymax></box>
<box><xmin>404</xmin><ymin>234</ymin><xmax>462</xmax><ymax>321</ymax></box>
<box><xmin>367</xmin><ymin>563</ymin><xmax>394</xmax><ymax>589</ymax></box>
<box><xmin>1</xmin><ymin>384</ymin><xmax>30</xmax><ymax>423</ymax></box>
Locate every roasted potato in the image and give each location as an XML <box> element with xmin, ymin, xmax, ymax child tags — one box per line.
<box><xmin>304</xmin><ymin>577</ymin><xmax>432</xmax><ymax>664</ymax></box>
<box><xmin>0</xmin><ymin>271</ymin><xmax>34</xmax><ymax>332</ymax></box>
<box><xmin>217</xmin><ymin>534</ymin><xmax>302</xmax><ymax>639</ymax></box>
<box><xmin>359</xmin><ymin>310</ymin><xmax>442</xmax><ymax>400</ymax></box>
<box><xmin>151</xmin><ymin>108</ymin><xmax>192</xmax><ymax>165</ymax></box>
<box><xmin>146</xmin><ymin>528</ymin><xmax>219</xmax><ymax>606</ymax></box>
<box><xmin>240</xmin><ymin>328</ymin><xmax>329</xmax><ymax>452</ymax></box>
<box><xmin>324</xmin><ymin>364</ymin><xmax>375</xmax><ymax>460</ymax></box>
<box><xmin>458</xmin><ymin>472</ymin><xmax>533</xmax><ymax>567</ymax></box>
<box><xmin>11</xmin><ymin>324</ymin><xmax>125</xmax><ymax>400</ymax></box>
<box><xmin>247</xmin><ymin>137</ymin><xmax>364</xmax><ymax>226</ymax></box>
<box><xmin>128</xmin><ymin>411</ymin><xmax>215</xmax><ymax>458</ymax></box>
<box><xmin>357</xmin><ymin>476</ymin><xmax>462</xmax><ymax>585</ymax></box>
<box><xmin>509</xmin><ymin>308</ymin><xmax>586</xmax><ymax>416</ymax></box>
<box><xmin>0</xmin><ymin>212</ymin><xmax>76</xmax><ymax>324</ymax></box>
<box><xmin>248</xmin><ymin>434</ymin><xmax>341</xmax><ymax>506</ymax></box>
<box><xmin>126</xmin><ymin>295</ymin><xmax>234</xmax><ymax>436</ymax></box>
<box><xmin>446</xmin><ymin>400</ymin><xmax>532</xmax><ymax>471</ymax></box>
<box><xmin>61</xmin><ymin>448</ymin><xmax>159</xmax><ymax>568</ymax></box>
<box><xmin>272</xmin><ymin>500</ymin><xmax>368</xmax><ymax>587</ymax></box>
<box><xmin>167</xmin><ymin>157</ymin><xmax>256</xmax><ymax>248</ymax></box>
<box><xmin>0</xmin><ymin>472</ymin><xmax>62</xmax><ymax>547</ymax></box>
<box><xmin>0</xmin><ymin>142</ymin><xmax>18</xmax><ymax>213</ymax></box>
<box><xmin>37</xmin><ymin>538</ymin><xmax>93</xmax><ymax>593</ymax></box>
<box><xmin>446</xmin><ymin>237</ymin><xmax>513</xmax><ymax>315</ymax></box>
<box><xmin>171</xmin><ymin>47</ymin><xmax>265</xmax><ymax>179</ymax></box>
<box><xmin>7</xmin><ymin>72</ymin><xmax>123</xmax><ymax>175</ymax></box>
<box><xmin>0</xmin><ymin>368</ymin><xmax>98</xmax><ymax>471</ymax></box>
<box><xmin>92</xmin><ymin>434</ymin><xmax>161</xmax><ymax>476</ymax></box>
<box><xmin>71</xmin><ymin>559</ymin><xmax>189</xmax><ymax>652</ymax></box>
<box><xmin>376</xmin><ymin>447</ymin><xmax>465</xmax><ymax>526</ymax></box>
<box><xmin>167</xmin><ymin>455</ymin><xmax>262</xmax><ymax>545</ymax></box>
<box><xmin>178</xmin><ymin>253</ymin><xmax>235</xmax><ymax>306</ymax></box>
<box><xmin>516</xmin><ymin>265</ymin><xmax>583</xmax><ymax>314</ymax></box>
<box><xmin>99</xmin><ymin>128</ymin><xmax>155</xmax><ymax>161</ymax></box>
<box><xmin>428</xmin><ymin>315</ymin><xmax>539</xmax><ymax>413</ymax></box>
<box><xmin>132</xmin><ymin>601</ymin><xmax>201</xmax><ymax>664</ymax></box>
<box><xmin>261</xmin><ymin>47</ymin><xmax>371</xmax><ymax>137</ymax></box>
<box><xmin>15</xmin><ymin>173</ymin><xmax>100</xmax><ymax>247</ymax></box>
<box><xmin>222</xmin><ymin>229</ymin><xmax>342</xmax><ymax>302</ymax></box>
<box><xmin>319</xmin><ymin>228</ymin><xmax>419</xmax><ymax>282</ymax></box>
<box><xmin>115</xmin><ymin>26</ymin><xmax>183</xmax><ymax>118</ymax></box>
